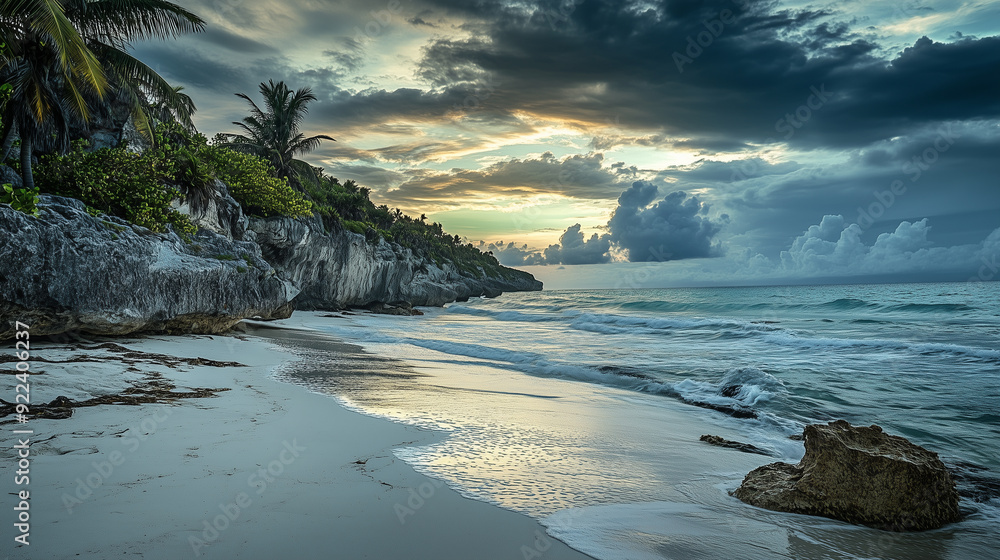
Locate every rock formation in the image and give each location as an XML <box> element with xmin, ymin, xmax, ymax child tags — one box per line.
<box><xmin>1</xmin><ymin>177</ymin><xmax>541</xmax><ymax>339</ymax></box>
<box><xmin>249</xmin><ymin>212</ymin><xmax>541</xmax><ymax>309</ymax></box>
<box><xmin>733</xmin><ymin>420</ymin><xmax>961</xmax><ymax>531</ymax></box>
<box><xmin>0</xmin><ymin>195</ymin><xmax>295</xmax><ymax>339</ymax></box>
<box><xmin>699</xmin><ymin>434</ymin><xmax>772</xmax><ymax>456</ymax></box>
<box><xmin>173</xmin><ymin>179</ymin><xmax>540</xmax><ymax>309</ymax></box>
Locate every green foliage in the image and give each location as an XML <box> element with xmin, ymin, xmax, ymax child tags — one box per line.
<box><xmin>33</xmin><ymin>123</ymin><xmax>311</xmax><ymax>237</ymax></box>
<box><xmin>0</xmin><ymin>183</ymin><xmax>40</xmax><ymax>216</ymax></box>
<box><xmin>224</xmin><ymin>80</ymin><xmax>334</xmax><ymax>180</ymax></box>
<box><xmin>0</xmin><ymin>82</ymin><xmax>12</xmax><ymax>111</ymax></box>
<box><xmin>201</xmin><ymin>143</ymin><xmax>312</xmax><ymax>218</ymax></box>
<box><xmin>33</xmin><ymin>140</ymin><xmax>196</xmax><ymax>237</ymax></box>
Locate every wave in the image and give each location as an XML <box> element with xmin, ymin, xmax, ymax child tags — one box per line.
<box><xmin>362</xmin><ymin>332</ymin><xmax>793</xmax><ymax>421</ymax></box>
<box><xmin>569</xmin><ymin>313</ymin><xmax>784</xmax><ymax>335</ymax></box>
<box><xmin>885</xmin><ymin>303</ymin><xmax>976</xmax><ymax>313</ymax></box>
<box><xmin>444</xmin><ymin>304</ymin><xmax>999</xmax><ymax>363</ymax></box>
<box><xmin>443</xmin><ymin>305</ymin><xmax>562</xmax><ymax>323</ymax></box>
<box><xmin>820</xmin><ymin>297</ymin><xmax>876</xmax><ymax>310</ymax></box>
<box><xmin>666</xmin><ymin>366</ymin><xmax>787</xmax><ymax>419</ymax></box>
<box><xmin>759</xmin><ymin>332</ymin><xmax>1000</xmax><ymax>362</ymax></box>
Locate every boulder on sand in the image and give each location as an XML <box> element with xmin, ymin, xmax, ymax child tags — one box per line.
<box><xmin>733</xmin><ymin>420</ymin><xmax>961</xmax><ymax>531</ymax></box>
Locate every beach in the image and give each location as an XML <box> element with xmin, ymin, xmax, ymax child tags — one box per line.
<box><xmin>1</xmin><ymin>322</ymin><xmax>591</xmax><ymax>560</ymax></box>
<box><xmin>271</xmin><ymin>285</ymin><xmax>1000</xmax><ymax>560</ymax></box>
<box><xmin>4</xmin><ymin>282</ymin><xmax>999</xmax><ymax>560</ymax></box>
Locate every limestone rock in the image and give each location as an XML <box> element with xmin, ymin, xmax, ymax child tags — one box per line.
<box><xmin>0</xmin><ymin>196</ymin><xmax>295</xmax><ymax>339</ymax></box>
<box><xmin>1</xmin><ymin>165</ymin><xmax>22</xmax><ymax>188</ymax></box>
<box><xmin>172</xmin><ymin>180</ymin><xmax>253</xmax><ymax>242</ymax></box>
<box><xmin>733</xmin><ymin>420</ymin><xmax>961</xmax><ymax>531</ymax></box>
<box><xmin>249</xmin><ymin>213</ymin><xmax>542</xmax><ymax>309</ymax></box>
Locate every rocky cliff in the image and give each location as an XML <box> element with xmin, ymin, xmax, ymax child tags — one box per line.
<box><xmin>250</xmin><ymin>213</ymin><xmax>541</xmax><ymax>309</ymax></box>
<box><xmin>0</xmin><ymin>176</ymin><xmax>541</xmax><ymax>339</ymax></box>
<box><xmin>179</xmin><ymin>180</ymin><xmax>541</xmax><ymax>309</ymax></box>
<box><xmin>0</xmin><ymin>195</ymin><xmax>295</xmax><ymax>339</ymax></box>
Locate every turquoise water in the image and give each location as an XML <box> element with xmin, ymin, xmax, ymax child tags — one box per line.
<box><xmin>281</xmin><ymin>281</ymin><xmax>1000</xmax><ymax>559</ymax></box>
<box><xmin>440</xmin><ymin>283</ymin><xmax>1000</xmax><ymax>470</ymax></box>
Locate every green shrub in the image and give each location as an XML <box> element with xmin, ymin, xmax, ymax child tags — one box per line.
<box><xmin>34</xmin><ymin>142</ymin><xmax>196</xmax><ymax>237</ymax></box>
<box><xmin>341</xmin><ymin>219</ymin><xmax>368</xmax><ymax>236</ymax></box>
<box><xmin>1</xmin><ymin>183</ymin><xmax>40</xmax><ymax>216</ymax></box>
<box><xmin>201</xmin><ymin>145</ymin><xmax>312</xmax><ymax>218</ymax></box>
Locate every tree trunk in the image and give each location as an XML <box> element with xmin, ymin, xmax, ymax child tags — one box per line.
<box><xmin>19</xmin><ymin>138</ymin><xmax>34</xmax><ymax>191</ymax></box>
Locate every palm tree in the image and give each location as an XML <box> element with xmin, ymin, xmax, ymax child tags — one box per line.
<box><xmin>66</xmin><ymin>0</ymin><xmax>204</xmax><ymax>138</ymax></box>
<box><xmin>148</xmin><ymin>84</ymin><xmax>196</xmax><ymax>131</ymax></box>
<box><xmin>0</xmin><ymin>0</ymin><xmax>107</xmax><ymax>168</ymax></box>
<box><xmin>225</xmin><ymin>80</ymin><xmax>334</xmax><ymax>180</ymax></box>
<box><xmin>0</xmin><ymin>0</ymin><xmax>203</xmax><ymax>189</ymax></box>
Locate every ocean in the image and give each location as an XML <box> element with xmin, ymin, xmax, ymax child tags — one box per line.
<box><xmin>275</xmin><ymin>282</ymin><xmax>1000</xmax><ymax>559</ymax></box>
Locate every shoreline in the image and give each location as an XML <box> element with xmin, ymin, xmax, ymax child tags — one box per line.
<box><xmin>1</xmin><ymin>323</ymin><xmax>592</xmax><ymax>559</ymax></box>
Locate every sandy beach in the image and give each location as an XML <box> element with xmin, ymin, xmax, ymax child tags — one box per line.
<box><xmin>1</xmin><ymin>323</ymin><xmax>592</xmax><ymax>560</ymax></box>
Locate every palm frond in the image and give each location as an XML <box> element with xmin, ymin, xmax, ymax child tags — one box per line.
<box><xmin>66</xmin><ymin>0</ymin><xmax>205</xmax><ymax>46</ymax></box>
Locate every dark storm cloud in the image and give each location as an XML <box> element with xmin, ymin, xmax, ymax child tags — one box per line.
<box><xmin>478</xmin><ymin>241</ymin><xmax>547</xmax><ymax>266</ymax></box>
<box><xmin>659</xmin><ymin>121</ymin><xmax>1000</xmax><ymax>257</ymax></box>
<box><xmin>607</xmin><ymin>182</ymin><xmax>726</xmax><ymax>262</ymax></box>
<box><xmin>412</xmin><ymin>0</ymin><xmax>1000</xmax><ymax>149</ymax></box>
<box><xmin>543</xmin><ymin>224</ymin><xmax>613</xmax><ymax>265</ymax></box>
<box><xmin>365</xmin><ymin>152</ymin><xmax>638</xmax><ymax>207</ymax></box>
<box><xmin>132</xmin><ymin>43</ymin><xmax>256</xmax><ymax>94</ymax></box>
<box><xmin>517</xmin><ymin>181</ymin><xmax>728</xmax><ymax>265</ymax></box>
<box><xmin>198</xmin><ymin>27</ymin><xmax>278</xmax><ymax>54</ymax></box>
<box><xmin>135</xmin><ymin>0</ymin><xmax>1000</xmax><ymax>153</ymax></box>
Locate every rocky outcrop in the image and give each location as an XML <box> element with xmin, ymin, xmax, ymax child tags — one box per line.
<box><xmin>0</xmin><ymin>196</ymin><xmax>295</xmax><ymax>339</ymax></box>
<box><xmin>249</xmin><ymin>213</ymin><xmax>542</xmax><ymax>309</ymax></box>
<box><xmin>68</xmin><ymin>93</ymin><xmax>150</xmax><ymax>153</ymax></box>
<box><xmin>172</xmin><ymin>180</ymin><xmax>254</xmax><ymax>242</ymax></box>
<box><xmin>733</xmin><ymin>420</ymin><xmax>961</xmax><ymax>531</ymax></box>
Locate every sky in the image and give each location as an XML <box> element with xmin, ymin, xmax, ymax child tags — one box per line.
<box><xmin>136</xmin><ymin>0</ymin><xmax>1000</xmax><ymax>288</ymax></box>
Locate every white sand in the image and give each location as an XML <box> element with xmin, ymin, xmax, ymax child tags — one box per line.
<box><xmin>1</xmin><ymin>328</ymin><xmax>592</xmax><ymax>559</ymax></box>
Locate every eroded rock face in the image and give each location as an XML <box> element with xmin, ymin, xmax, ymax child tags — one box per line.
<box><xmin>171</xmin><ymin>180</ymin><xmax>253</xmax><ymax>242</ymax></box>
<box><xmin>734</xmin><ymin>420</ymin><xmax>961</xmax><ymax>531</ymax></box>
<box><xmin>0</xmin><ymin>196</ymin><xmax>295</xmax><ymax>339</ymax></box>
<box><xmin>250</xmin><ymin>214</ymin><xmax>542</xmax><ymax>309</ymax></box>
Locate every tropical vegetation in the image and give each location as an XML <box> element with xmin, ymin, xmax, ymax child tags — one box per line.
<box><xmin>222</xmin><ymin>80</ymin><xmax>334</xmax><ymax>181</ymax></box>
<box><xmin>0</xmin><ymin>0</ymin><xmax>203</xmax><ymax>189</ymax></box>
<box><xmin>0</xmin><ymin>4</ymin><xmax>514</xmax><ymax>280</ymax></box>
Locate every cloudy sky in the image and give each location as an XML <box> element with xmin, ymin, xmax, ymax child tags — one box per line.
<box><xmin>137</xmin><ymin>0</ymin><xmax>1000</xmax><ymax>288</ymax></box>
